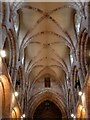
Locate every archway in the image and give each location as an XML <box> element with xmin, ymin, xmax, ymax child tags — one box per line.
<box><xmin>33</xmin><ymin>100</ymin><xmax>62</xmax><ymax>120</ymax></box>
<box><xmin>0</xmin><ymin>75</ymin><xmax>10</xmax><ymax>118</ymax></box>
<box><xmin>11</xmin><ymin>108</ymin><xmax>17</xmax><ymax>119</ymax></box>
<box><xmin>76</xmin><ymin>104</ymin><xmax>86</xmax><ymax>119</ymax></box>
<box><xmin>11</xmin><ymin>106</ymin><xmax>21</xmax><ymax>119</ymax></box>
<box><xmin>0</xmin><ymin>81</ymin><xmax>5</xmax><ymax>119</ymax></box>
<box><xmin>27</xmin><ymin>90</ymin><xmax>67</xmax><ymax>119</ymax></box>
<box><xmin>86</xmin><ymin>76</ymin><xmax>90</xmax><ymax>118</ymax></box>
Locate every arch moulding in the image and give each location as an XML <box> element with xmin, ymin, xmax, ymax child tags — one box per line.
<box><xmin>27</xmin><ymin>89</ymin><xmax>67</xmax><ymax>119</ymax></box>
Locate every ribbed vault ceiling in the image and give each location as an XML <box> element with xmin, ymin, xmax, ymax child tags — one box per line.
<box><xmin>14</xmin><ymin>2</ymin><xmax>79</xmax><ymax>96</ymax></box>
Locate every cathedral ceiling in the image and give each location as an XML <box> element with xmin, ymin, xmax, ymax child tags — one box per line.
<box><xmin>11</xmin><ymin>2</ymin><xmax>87</xmax><ymax>100</ymax></box>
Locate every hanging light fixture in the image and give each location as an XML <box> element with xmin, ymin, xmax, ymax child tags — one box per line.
<box><xmin>0</xmin><ymin>49</ymin><xmax>6</xmax><ymax>58</ymax></box>
<box><xmin>14</xmin><ymin>91</ymin><xmax>19</xmax><ymax>97</ymax></box>
<box><xmin>71</xmin><ymin>113</ymin><xmax>76</xmax><ymax>118</ymax></box>
<box><xmin>78</xmin><ymin>91</ymin><xmax>83</xmax><ymax>96</ymax></box>
<box><xmin>22</xmin><ymin>114</ymin><xmax>26</xmax><ymax>118</ymax></box>
<box><xmin>71</xmin><ymin>113</ymin><xmax>74</xmax><ymax>118</ymax></box>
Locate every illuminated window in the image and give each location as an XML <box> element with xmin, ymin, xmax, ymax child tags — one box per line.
<box><xmin>22</xmin><ymin>57</ymin><xmax>24</xmax><ymax>65</ymax></box>
<box><xmin>75</xmin><ymin>13</ymin><xmax>81</xmax><ymax>34</ymax></box>
<box><xmin>70</xmin><ymin>53</ymin><xmax>73</xmax><ymax>65</ymax></box>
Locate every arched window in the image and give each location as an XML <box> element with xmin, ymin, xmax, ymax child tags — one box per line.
<box><xmin>44</xmin><ymin>77</ymin><xmax>50</xmax><ymax>88</ymax></box>
<box><xmin>75</xmin><ymin>13</ymin><xmax>82</xmax><ymax>34</ymax></box>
